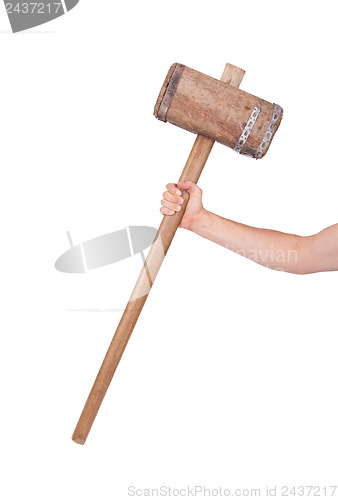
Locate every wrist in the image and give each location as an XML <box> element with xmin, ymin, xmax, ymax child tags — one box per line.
<box><xmin>184</xmin><ymin>208</ymin><xmax>210</xmax><ymax>232</ymax></box>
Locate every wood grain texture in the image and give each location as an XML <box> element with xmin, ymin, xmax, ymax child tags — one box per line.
<box><xmin>72</xmin><ymin>64</ymin><xmax>245</xmax><ymax>445</ymax></box>
<box><xmin>156</xmin><ymin>63</ymin><xmax>282</xmax><ymax>158</ymax></box>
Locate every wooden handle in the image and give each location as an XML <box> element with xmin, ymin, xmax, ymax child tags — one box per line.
<box><xmin>72</xmin><ymin>63</ymin><xmax>245</xmax><ymax>445</ymax></box>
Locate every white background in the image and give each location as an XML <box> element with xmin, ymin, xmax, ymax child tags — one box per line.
<box><xmin>0</xmin><ymin>1</ymin><xmax>337</xmax><ymax>498</ymax></box>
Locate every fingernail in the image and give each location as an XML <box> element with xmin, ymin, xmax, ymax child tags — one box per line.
<box><xmin>176</xmin><ymin>190</ymin><xmax>181</xmax><ymax>195</ymax></box>
<box><xmin>176</xmin><ymin>205</ymin><xmax>181</xmax><ymax>211</ymax></box>
<box><xmin>179</xmin><ymin>198</ymin><xmax>183</xmax><ymax>204</ymax></box>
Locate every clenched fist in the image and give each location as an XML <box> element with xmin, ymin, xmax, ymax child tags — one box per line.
<box><xmin>160</xmin><ymin>181</ymin><xmax>205</xmax><ymax>230</ymax></box>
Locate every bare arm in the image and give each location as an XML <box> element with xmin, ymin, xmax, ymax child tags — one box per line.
<box><xmin>188</xmin><ymin>210</ymin><xmax>338</xmax><ymax>274</ymax></box>
<box><xmin>160</xmin><ymin>181</ymin><xmax>338</xmax><ymax>275</ymax></box>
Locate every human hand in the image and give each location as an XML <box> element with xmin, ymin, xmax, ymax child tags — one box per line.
<box><xmin>160</xmin><ymin>181</ymin><xmax>204</xmax><ymax>230</ymax></box>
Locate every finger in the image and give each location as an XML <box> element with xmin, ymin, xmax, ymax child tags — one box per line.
<box><xmin>166</xmin><ymin>183</ymin><xmax>182</xmax><ymax>196</ymax></box>
<box><xmin>163</xmin><ymin>191</ymin><xmax>183</xmax><ymax>204</ymax></box>
<box><xmin>177</xmin><ymin>181</ymin><xmax>201</xmax><ymax>196</ymax></box>
<box><xmin>161</xmin><ymin>199</ymin><xmax>181</xmax><ymax>212</ymax></box>
<box><xmin>160</xmin><ymin>207</ymin><xmax>174</xmax><ymax>216</ymax></box>
<box><xmin>177</xmin><ymin>181</ymin><xmax>193</xmax><ymax>189</ymax></box>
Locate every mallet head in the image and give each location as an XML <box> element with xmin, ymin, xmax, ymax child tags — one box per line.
<box><xmin>154</xmin><ymin>63</ymin><xmax>283</xmax><ymax>159</ymax></box>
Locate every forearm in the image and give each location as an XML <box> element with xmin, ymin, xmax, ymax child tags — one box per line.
<box><xmin>188</xmin><ymin>210</ymin><xmax>308</xmax><ymax>274</ymax></box>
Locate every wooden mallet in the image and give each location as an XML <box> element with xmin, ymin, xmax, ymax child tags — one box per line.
<box><xmin>72</xmin><ymin>62</ymin><xmax>283</xmax><ymax>444</ymax></box>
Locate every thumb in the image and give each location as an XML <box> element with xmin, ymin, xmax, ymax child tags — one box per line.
<box><xmin>177</xmin><ymin>181</ymin><xmax>201</xmax><ymax>196</ymax></box>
